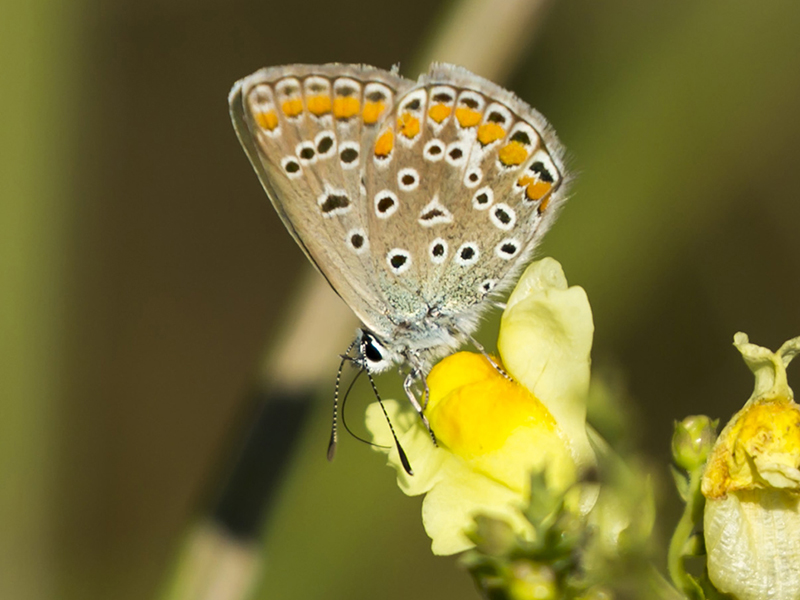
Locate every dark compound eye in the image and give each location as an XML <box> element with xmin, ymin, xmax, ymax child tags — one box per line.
<box><xmin>364</xmin><ymin>339</ymin><xmax>382</xmax><ymax>362</ymax></box>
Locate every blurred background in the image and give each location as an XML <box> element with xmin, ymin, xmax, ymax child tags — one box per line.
<box><xmin>3</xmin><ymin>0</ymin><xmax>800</xmax><ymax>598</ymax></box>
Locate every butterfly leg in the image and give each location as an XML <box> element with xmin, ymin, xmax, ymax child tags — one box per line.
<box><xmin>403</xmin><ymin>370</ymin><xmax>437</xmax><ymax>446</ymax></box>
<box><xmin>466</xmin><ymin>333</ymin><xmax>512</xmax><ymax>381</ymax></box>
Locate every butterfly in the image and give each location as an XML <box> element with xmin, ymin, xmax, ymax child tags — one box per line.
<box><xmin>229</xmin><ymin>63</ymin><xmax>566</xmax><ymax>465</ymax></box>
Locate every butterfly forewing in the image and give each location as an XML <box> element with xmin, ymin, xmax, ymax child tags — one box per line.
<box><xmin>229</xmin><ymin>64</ymin><xmax>416</xmax><ymax>336</ymax></box>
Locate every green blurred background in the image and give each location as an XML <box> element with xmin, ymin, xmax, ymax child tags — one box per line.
<box><xmin>2</xmin><ymin>0</ymin><xmax>800</xmax><ymax>599</ymax></box>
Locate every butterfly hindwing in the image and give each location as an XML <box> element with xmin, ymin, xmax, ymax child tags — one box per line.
<box><xmin>362</xmin><ymin>64</ymin><xmax>567</xmax><ymax>325</ymax></box>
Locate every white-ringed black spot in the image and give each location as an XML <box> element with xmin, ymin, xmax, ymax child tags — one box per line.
<box><xmin>423</xmin><ymin>139</ymin><xmax>445</xmax><ymax>162</ymax></box>
<box><xmin>315</xmin><ymin>132</ymin><xmax>335</xmax><ymax>156</ymax></box>
<box><xmin>335</xmin><ymin>85</ymin><xmax>357</xmax><ymax>97</ymax></box>
<box><xmin>341</xmin><ymin>148</ymin><xmax>358</xmax><ymax>163</ymax></box>
<box><xmin>490</xmin><ymin>203</ymin><xmax>516</xmax><ymax>231</ymax></box>
<box><xmin>404</xmin><ymin>98</ymin><xmax>421</xmax><ymax>111</ymax></box>
<box><xmin>464</xmin><ymin>168</ymin><xmax>482</xmax><ymax>188</ymax></box>
<box><xmin>530</xmin><ymin>161</ymin><xmax>554</xmax><ymax>183</ymax></box>
<box><xmin>487</xmin><ymin>111</ymin><xmax>506</xmax><ymax>124</ymax></box>
<box><xmin>480</xmin><ymin>279</ymin><xmax>497</xmax><ymax>294</ymax></box>
<box><xmin>495</xmin><ymin>238</ymin><xmax>521</xmax><ymax>260</ymax></box>
<box><xmin>455</xmin><ymin>242</ymin><xmax>480</xmax><ymax>266</ymax></box>
<box><xmin>249</xmin><ymin>84</ymin><xmax>273</xmax><ymax>110</ymax></box>
<box><xmin>432</xmin><ymin>92</ymin><xmax>453</xmax><ymax>103</ymax></box>
<box><xmin>386</xmin><ymin>249</ymin><xmax>411</xmax><ymax>274</ymax></box>
<box><xmin>417</xmin><ymin>196</ymin><xmax>453</xmax><ymax>227</ymax></box>
<box><xmin>296</xmin><ymin>141</ymin><xmax>316</xmax><ymax>165</ymax></box>
<box><xmin>366</xmin><ymin>90</ymin><xmax>386</xmax><ymax>102</ymax></box>
<box><xmin>429</xmin><ymin>238</ymin><xmax>448</xmax><ymax>264</ymax></box>
<box><xmin>511</xmin><ymin>130</ymin><xmax>531</xmax><ymax>145</ymax></box>
<box><xmin>338</xmin><ymin>141</ymin><xmax>360</xmax><ymax>169</ymax></box>
<box><xmin>460</xmin><ymin>96</ymin><xmax>480</xmax><ymax>109</ymax></box>
<box><xmin>374</xmin><ymin>190</ymin><xmax>398</xmax><ymax>219</ymax></box>
<box><xmin>398</xmin><ymin>168</ymin><xmax>419</xmax><ymax>191</ymax></box>
<box><xmin>472</xmin><ymin>187</ymin><xmax>494</xmax><ymax>210</ymax></box>
<box><xmin>276</xmin><ymin>78</ymin><xmax>301</xmax><ymax>97</ymax></box>
<box><xmin>445</xmin><ymin>142</ymin><xmax>467</xmax><ymax>167</ymax></box>
<box><xmin>346</xmin><ymin>228</ymin><xmax>368</xmax><ymax>253</ymax></box>
<box><xmin>318</xmin><ymin>192</ymin><xmax>351</xmax><ymax>217</ymax></box>
<box><xmin>281</xmin><ymin>156</ymin><xmax>302</xmax><ymax>178</ymax></box>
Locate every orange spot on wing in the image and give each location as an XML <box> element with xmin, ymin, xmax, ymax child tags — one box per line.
<box><xmin>374</xmin><ymin>128</ymin><xmax>394</xmax><ymax>157</ymax></box>
<box><xmin>281</xmin><ymin>98</ymin><xmax>303</xmax><ymax>118</ymax></box>
<box><xmin>333</xmin><ymin>96</ymin><xmax>360</xmax><ymax>119</ymax></box>
<box><xmin>537</xmin><ymin>195</ymin><xmax>551</xmax><ymax>213</ymax></box>
<box><xmin>498</xmin><ymin>141</ymin><xmax>528</xmax><ymax>166</ymax></box>
<box><xmin>306</xmin><ymin>95</ymin><xmax>332</xmax><ymax>116</ymax></box>
<box><xmin>455</xmin><ymin>107</ymin><xmax>482</xmax><ymax>128</ymax></box>
<box><xmin>362</xmin><ymin>100</ymin><xmax>386</xmax><ymax>125</ymax></box>
<box><xmin>517</xmin><ymin>174</ymin><xmax>553</xmax><ymax>203</ymax></box>
<box><xmin>397</xmin><ymin>112</ymin><xmax>420</xmax><ymax>139</ymax></box>
<box><xmin>477</xmin><ymin>122</ymin><xmax>506</xmax><ymax>146</ymax></box>
<box><xmin>255</xmin><ymin>110</ymin><xmax>279</xmax><ymax>131</ymax></box>
<box><xmin>362</xmin><ymin>100</ymin><xmax>386</xmax><ymax>124</ymax></box>
<box><xmin>428</xmin><ymin>103</ymin><xmax>452</xmax><ymax>124</ymax></box>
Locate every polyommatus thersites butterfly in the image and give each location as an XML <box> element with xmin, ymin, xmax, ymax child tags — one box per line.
<box><xmin>229</xmin><ymin>63</ymin><xmax>566</xmax><ymax>467</ymax></box>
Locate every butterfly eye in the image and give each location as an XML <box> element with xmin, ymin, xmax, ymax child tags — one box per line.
<box><xmin>359</xmin><ymin>331</ymin><xmax>392</xmax><ymax>372</ymax></box>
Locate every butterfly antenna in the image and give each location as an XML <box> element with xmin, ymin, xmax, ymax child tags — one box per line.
<box><xmin>327</xmin><ymin>339</ymin><xmax>358</xmax><ymax>462</ymax></box>
<box><xmin>364</xmin><ymin>368</ymin><xmax>414</xmax><ymax>475</ymax></box>
<box><xmin>339</xmin><ymin>368</ymin><xmax>386</xmax><ymax>448</ymax></box>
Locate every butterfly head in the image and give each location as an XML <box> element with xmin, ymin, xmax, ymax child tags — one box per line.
<box><xmin>356</xmin><ymin>329</ymin><xmax>401</xmax><ymax>374</ymax></box>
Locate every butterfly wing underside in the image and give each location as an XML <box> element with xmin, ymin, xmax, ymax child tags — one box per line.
<box><xmin>230</xmin><ymin>63</ymin><xmax>567</xmax><ymax>351</ymax></box>
<box><xmin>362</xmin><ymin>64</ymin><xmax>567</xmax><ymax>326</ymax></box>
<box><xmin>229</xmin><ymin>64</ymin><xmax>416</xmax><ymax>337</ymax></box>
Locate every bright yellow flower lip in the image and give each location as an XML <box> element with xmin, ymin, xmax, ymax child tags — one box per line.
<box><xmin>366</xmin><ymin>258</ymin><xmax>596</xmax><ymax>555</ymax></box>
<box><xmin>425</xmin><ymin>351</ymin><xmax>557</xmax><ymax>461</ymax></box>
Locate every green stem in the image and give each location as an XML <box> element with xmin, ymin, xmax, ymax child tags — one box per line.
<box><xmin>668</xmin><ymin>469</ymin><xmax>705</xmax><ymax>599</ymax></box>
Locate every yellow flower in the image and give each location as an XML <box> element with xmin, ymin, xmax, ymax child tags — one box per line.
<box><xmin>366</xmin><ymin>258</ymin><xmax>596</xmax><ymax>555</ymax></box>
<box><xmin>702</xmin><ymin>333</ymin><xmax>800</xmax><ymax>600</ymax></box>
